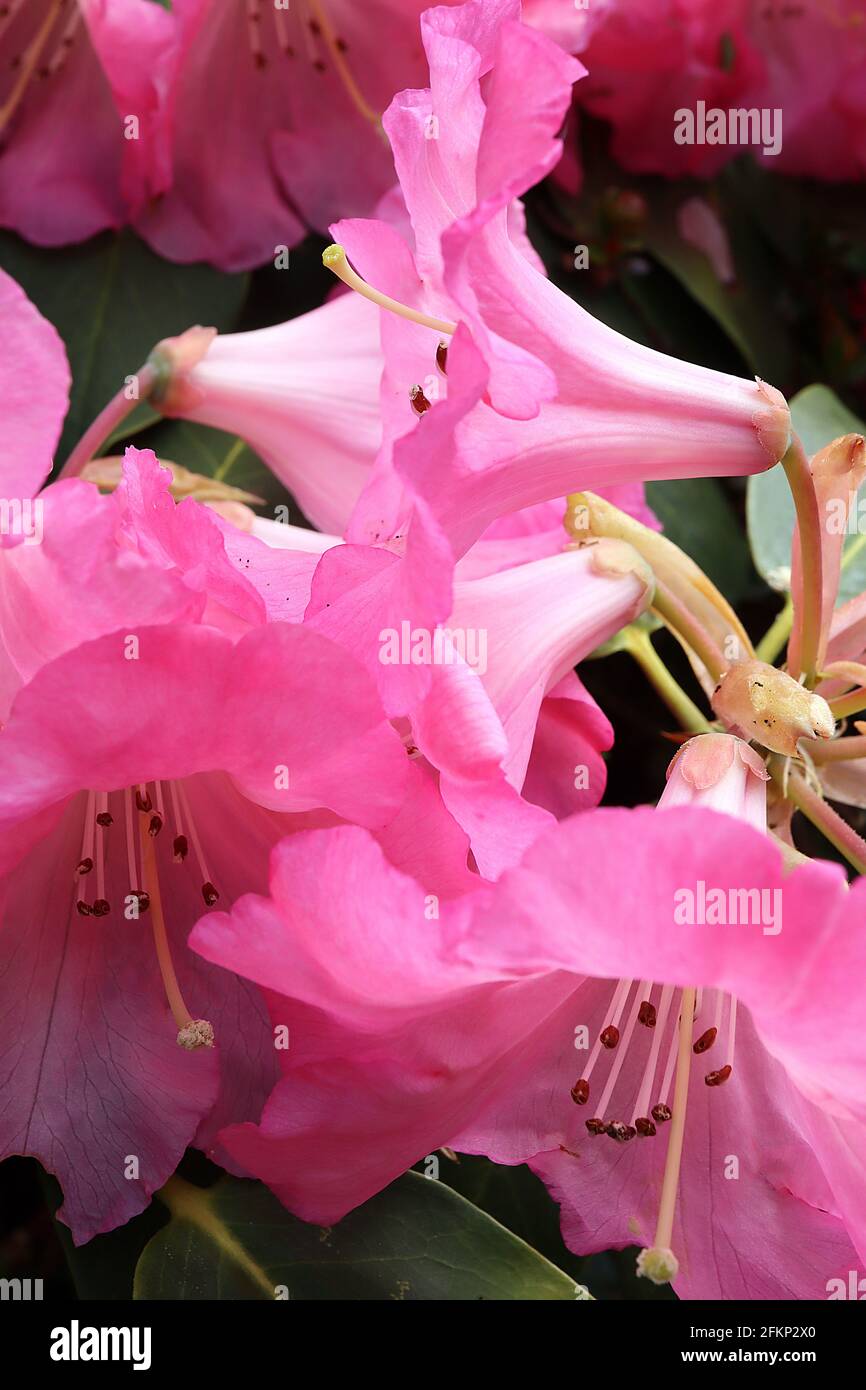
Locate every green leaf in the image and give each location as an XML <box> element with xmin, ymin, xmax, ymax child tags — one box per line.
<box><xmin>646</xmin><ymin>477</ymin><xmax>758</xmax><ymax>603</ymax></box>
<box><xmin>0</xmin><ymin>230</ymin><xmax>248</xmax><ymax>467</ymax></box>
<box><xmin>134</xmin><ymin>1172</ymin><xmax>581</xmax><ymax>1301</ymax></box>
<box><xmin>747</xmin><ymin>385</ymin><xmax>866</xmax><ymax>601</ymax></box>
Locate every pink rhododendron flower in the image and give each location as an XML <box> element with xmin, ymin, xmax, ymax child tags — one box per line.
<box><xmin>0</xmin><ymin>0</ymin><xmax>177</xmax><ymax>245</ymax></box>
<box><xmin>132</xmin><ymin>0</ymin><xmax>588</xmax><ymax>271</ymax></box>
<box><xmin>192</xmin><ymin>732</ymin><xmax>866</xmax><ymax>1298</ymax></box>
<box><xmin>575</xmin><ymin>0</ymin><xmax>764</xmax><ymax>179</ymax></box>
<box><xmin>328</xmin><ymin>0</ymin><xmax>788</xmax><ymax>571</ymax></box>
<box><xmin>0</xmin><ymin>447</ymin><xmax>417</xmax><ymax>1243</ymax></box>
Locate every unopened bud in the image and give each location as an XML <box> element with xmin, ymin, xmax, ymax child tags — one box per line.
<box><xmin>711</xmin><ymin>659</ymin><xmax>834</xmax><ymax>755</ymax></box>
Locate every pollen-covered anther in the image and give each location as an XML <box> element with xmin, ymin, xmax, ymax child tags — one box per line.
<box><xmin>131</xmin><ymin>890</ymin><xmax>150</xmax><ymax>914</ymax></box>
<box><xmin>705</xmin><ymin>1064</ymin><xmax>732</xmax><ymax>1087</ymax></box>
<box><xmin>75</xmin><ymin>857</ymin><xmax>93</xmax><ymax>877</ymax></box>
<box><xmin>148</xmin><ymin>814</ymin><xmax>163</xmax><ymax>837</ymax></box>
<box><xmin>606</xmin><ymin>1121</ymin><xmax>636</xmax><ymax>1142</ymax></box>
<box><xmin>693</xmin><ymin>1026</ymin><xmax>717</xmax><ymax>1054</ymax></box>
<box><xmin>76</xmin><ymin>901</ymin><xmax>92</xmax><ymax>917</ymax></box>
<box><xmin>436</xmin><ymin>340</ymin><xmax>448</xmax><ymax>375</ymax></box>
<box><xmin>96</xmin><ymin>811</ymin><xmax>113</xmax><ymax>827</ymax></box>
<box><xmin>635</xmin><ymin>1116</ymin><xmax>657</xmax><ymax>1137</ymax></box>
<box><xmin>638</xmin><ymin>1000</ymin><xmax>657</xmax><ymax>1027</ymax></box>
<box><xmin>651</xmin><ymin>1103</ymin><xmax>672</xmax><ymax>1124</ymax></box>
<box><xmin>201</xmin><ymin>881</ymin><xmax>220</xmax><ymax>907</ymax></box>
<box><xmin>585</xmin><ymin>1117</ymin><xmax>607</xmax><ymax>1135</ymax></box>
<box><xmin>600</xmin><ymin>1024</ymin><xmax>620</xmax><ymax>1049</ymax></box>
<box><xmin>636</xmin><ymin>1246</ymin><xmax>679</xmax><ymax>1285</ymax></box>
<box><xmin>176</xmin><ymin>1018</ymin><xmax>215</xmax><ymax>1051</ymax></box>
<box><xmin>409</xmin><ymin>384</ymin><xmax>431</xmax><ymax>416</ymax></box>
<box><xmin>571</xmin><ymin>1079</ymin><xmax>590</xmax><ymax>1105</ymax></box>
<box><xmin>92</xmin><ymin>898</ymin><xmax>110</xmax><ymax>917</ymax></box>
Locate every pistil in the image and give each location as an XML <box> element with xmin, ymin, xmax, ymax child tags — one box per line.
<box><xmin>322</xmin><ymin>244</ymin><xmax>457</xmax><ymax>336</ymax></box>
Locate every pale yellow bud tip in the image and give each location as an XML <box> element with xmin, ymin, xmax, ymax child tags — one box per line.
<box><xmin>636</xmin><ymin>1246</ymin><xmax>679</xmax><ymax>1285</ymax></box>
<box><xmin>177</xmin><ymin>1019</ymin><xmax>215</xmax><ymax>1050</ymax></box>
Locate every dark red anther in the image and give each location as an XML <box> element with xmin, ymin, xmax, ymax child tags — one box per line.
<box><xmin>600</xmin><ymin>1024</ymin><xmax>620</xmax><ymax>1049</ymax></box>
<box><xmin>336</xmin><ymin>36</ymin><xmax>348</xmax><ymax>52</ymax></box>
<box><xmin>651</xmin><ymin>1103</ymin><xmax>672</xmax><ymax>1124</ymax></box>
<box><xmin>76</xmin><ymin>857</ymin><xmax>94</xmax><ymax>877</ymax></box>
<box><xmin>635</xmin><ymin>1117</ymin><xmax>657</xmax><ymax>1137</ymax></box>
<box><xmin>133</xmin><ymin>890</ymin><xmax>150</xmax><ymax>914</ymax></box>
<box><xmin>570</xmin><ymin>1079</ymin><xmax>589</xmax><ymax>1106</ymax></box>
<box><xmin>148</xmin><ymin>814</ymin><xmax>163</xmax><ymax>838</ymax></box>
<box><xmin>76</xmin><ymin>901</ymin><xmax>92</xmax><ymax>916</ymax></box>
<box><xmin>409</xmin><ymin>384</ymin><xmax>431</xmax><ymax>416</ymax></box>
<box><xmin>585</xmin><ymin>1117</ymin><xmax>606</xmax><ymax>1135</ymax></box>
<box><xmin>96</xmin><ymin>811</ymin><xmax>113</xmax><ymax>828</ymax></box>
<box><xmin>705</xmin><ymin>1064</ymin><xmax>732</xmax><ymax>1087</ymax></box>
<box><xmin>201</xmin><ymin>881</ymin><xmax>220</xmax><ymax>907</ymax></box>
<box><xmin>173</xmin><ymin>835</ymin><xmax>189</xmax><ymax>863</ymax></box>
<box><xmin>606</xmin><ymin>1121</ymin><xmax>636</xmax><ymax>1143</ymax></box>
<box><xmin>638</xmin><ymin>1000</ymin><xmax>657</xmax><ymax>1027</ymax></box>
<box><xmin>693</xmin><ymin>1027</ymin><xmax>717</xmax><ymax>1055</ymax></box>
<box><xmin>92</xmin><ymin>899</ymin><xmax>110</xmax><ymax>917</ymax></box>
<box><xmin>135</xmin><ymin>790</ymin><xmax>152</xmax><ymax>813</ymax></box>
<box><xmin>436</xmin><ymin>340</ymin><xmax>448</xmax><ymax>375</ymax></box>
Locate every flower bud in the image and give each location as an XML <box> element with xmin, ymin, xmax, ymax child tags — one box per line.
<box><xmin>711</xmin><ymin>659</ymin><xmax>835</xmax><ymax>756</ymax></box>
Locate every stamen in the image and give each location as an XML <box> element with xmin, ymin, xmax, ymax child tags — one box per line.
<box><xmin>177</xmin><ymin>782</ymin><xmax>219</xmax><ymax>907</ymax></box>
<box><xmin>124</xmin><ymin>786</ymin><xmax>149</xmax><ymax>915</ymax></box>
<box><xmin>93</xmin><ymin>793</ymin><xmax>110</xmax><ymax>916</ymax></box>
<box><xmin>436</xmin><ymin>341</ymin><xmax>448</xmax><ymax>375</ymax></box>
<box><xmin>273</xmin><ymin>1</ymin><xmax>294</xmax><ymax>55</ymax></box>
<box><xmin>636</xmin><ymin>986</ymin><xmax>696</xmax><ymax>1286</ymax></box>
<box><xmin>75</xmin><ymin>790</ymin><xmax>96</xmax><ymax>913</ymax></box>
<box><xmin>305</xmin><ymin>0</ymin><xmax>383</xmax><ymax>130</ymax></box>
<box><xmin>322</xmin><ymin>245</ymin><xmax>457</xmax><ymax>336</ymax></box>
<box><xmin>139</xmin><ymin>819</ymin><xmax>213</xmax><ymax>1049</ymax></box>
<box><xmin>168</xmin><ymin>779</ymin><xmax>189</xmax><ymax>862</ymax></box>
<box><xmin>574</xmin><ymin>977</ymin><xmax>632</xmax><ymax>1113</ymax></box>
<box><xmin>409</xmin><ymin>385</ymin><xmax>432</xmax><ymax>416</ymax></box>
<box><xmin>0</xmin><ymin>1</ymin><xmax>29</xmax><ymax>42</ymax></box>
<box><xmin>135</xmin><ymin>784</ymin><xmax>152</xmax><ymax>813</ymax></box>
<box><xmin>0</xmin><ymin>0</ymin><xmax>65</xmax><ymax>138</ymax></box>
<box><xmin>693</xmin><ymin>1027</ymin><xmax>717</xmax><ymax>1054</ymax></box>
<box><xmin>245</xmin><ymin>0</ymin><xmax>266</xmax><ymax>69</ymax></box>
<box><xmin>632</xmin><ymin>983</ymin><xmax>675</xmax><ymax>1135</ymax></box>
<box><xmin>593</xmin><ymin>980</ymin><xmax>651</xmax><ymax>1136</ymax></box>
<box><xmin>42</xmin><ymin>2</ymin><xmax>80</xmax><ymax>79</ymax></box>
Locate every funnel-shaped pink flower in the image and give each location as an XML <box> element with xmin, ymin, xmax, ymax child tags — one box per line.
<box><xmin>0</xmin><ymin>0</ymin><xmax>176</xmax><ymax>245</ymax></box>
<box><xmin>194</xmin><ymin>732</ymin><xmax>866</xmax><ymax>1298</ymax></box>
<box><xmin>158</xmin><ymin>292</ymin><xmax>383</xmax><ymax>535</ymax></box>
<box><xmin>332</xmin><ymin>1</ymin><xmax>789</xmax><ymax>566</ymax></box>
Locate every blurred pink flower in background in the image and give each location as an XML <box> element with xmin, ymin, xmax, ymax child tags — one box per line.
<box><xmin>0</xmin><ymin>0</ymin><xmax>177</xmax><ymax>244</ymax></box>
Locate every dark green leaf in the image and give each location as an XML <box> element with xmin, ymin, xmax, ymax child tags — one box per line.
<box><xmin>0</xmin><ymin>230</ymin><xmax>248</xmax><ymax>467</ymax></box>
<box><xmin>134</xmin><ymin>1172</ymin><xmax>581</xmax><ymax>1301</ymax></box>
